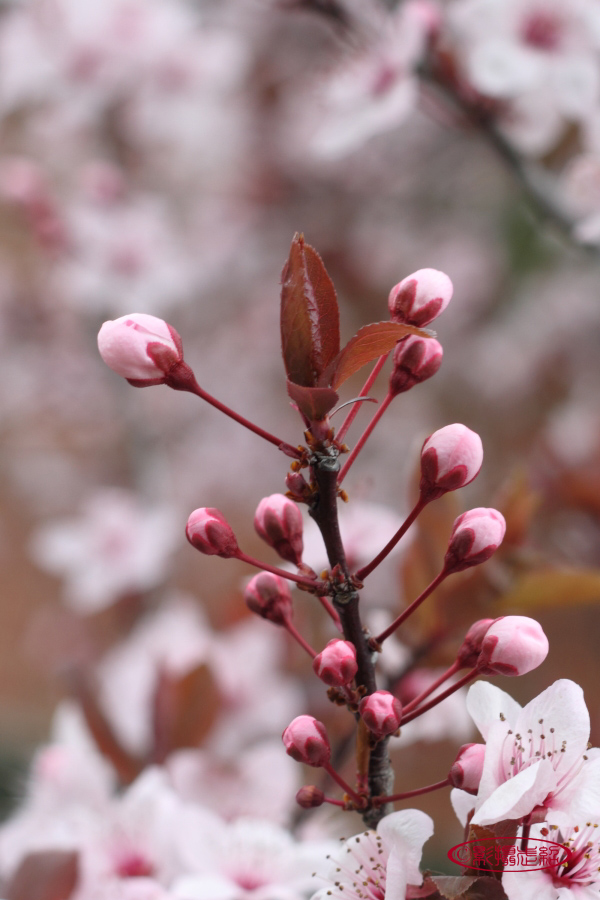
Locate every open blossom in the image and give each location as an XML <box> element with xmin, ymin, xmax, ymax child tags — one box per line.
<box><xmin>29</xmin><ymin>488</ymin><xmax>179</xmax><ymax>613</ymax></box>
<box><xmin>503</xmin><ymin>822</ymin><xmax>600</xmax><ymax>900</ymax></box>
<box><xmin>448</xmin><ymin>0</ymin><xmax>600</xmax><ymax>154</ymax></box>
<box><xmin>308</xmin><ymin>2</ymin><xmax>431</xmax><ymax>158</ymax></box>
<box><xmin>312</xmin><ymin>809</ymin><xmax>434</xmax><ymax>900</ymax></box>
<box><xmin>172</xmin><ymin>816</ymin><xmax>333</xmax><ymax>900</ymax></box>
<box><xmin>454</xmin><ymin>680</ymin><xmax>600</xmax><ymax>828</ymax></box>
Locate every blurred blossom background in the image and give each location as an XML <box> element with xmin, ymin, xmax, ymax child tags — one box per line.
<box><xmin>1</xmin><ymin>0</ymin><xmax>600</xmax><ymax>892</ymax></box>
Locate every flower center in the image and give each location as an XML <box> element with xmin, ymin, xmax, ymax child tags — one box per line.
<box><xmin>115</xmin><ymin>850</ymin><xmax>155</xmax><ymax>878</ymax></box>
<box><xmin>498</xmin><ymin>713</ymin><xmax>588</xmax><ymax>806</ymax></box>
<box><xmin>549</xmin><ymin>824</ymin><xmax>600</xmax><ymax>886</ymax></box>
<box><xmin>521</xmin><ymin>11</ymin><xmax>563</xmax><ymax>51</ymax></box>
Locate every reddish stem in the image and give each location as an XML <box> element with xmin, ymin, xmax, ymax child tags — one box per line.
<box><xmin>338</xmin><ymin>392</ymin><xmax>393</xmax><ymax>485</ymax></box>
<box><xmin>374</xmin><ymin>778</ymin><xmax>450</xmax><ymax>805</ymax></box>
<box><xmin>284</xmin><ymin>620</ymin><xmax>317</xmax><ymax>658</ymax></box>
<box><xmin>356</xmin><ymin>497</ymin><xmax>427</xmax><ymax>583</ymax></box>
<box><xmin>185</xmin><ymin>377</ymin><xmax>301</xmax><ymax>458</ymax></box>
<box><xmin>336</xmin><ymin>353</ymin><xmax>390</xmax><ymax>443</ymax></box>
<box><xmin>322</xmin><ymin>796</ymin><xmax>347</xmax><ymax>808</ymax></box>
<box><xmin>375</xmin><ymin>569</ymin><xmax>447</xmax><ymax>644</ymax></box>
<box><xmin>400</xmin><ymin>668</ymin><xmax>479</xmax><ymax>725</ymax></box>
<box><xmin>235</xmin><ymin>551</ymin><xmax>327</xmax><ymax>593</ymax></box>
<box><xmin>401</xmin><ymin>660</ymin><xmax>460</xmax><ymax>714</ymax></box>
<box><xmin>323</xmin><ymin>762</ymin><xmax>364</xmax><ymax>806</ymax></box>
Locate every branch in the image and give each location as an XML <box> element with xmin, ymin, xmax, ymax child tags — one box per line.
<box><xmin>309</xmin><ymin>449</ymin><xmax>393</xmax><ymax>827</ymax></box>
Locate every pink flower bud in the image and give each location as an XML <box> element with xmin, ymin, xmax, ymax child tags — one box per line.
<box><xmin>282</xmin><ymin>716</ymin><xmax>331</xmax><ymax>767</ymax></box>
<box><xmin>97</xmin><ymin>313</ymin><xmax>184</xmax><ymax>386</ymax></box>
<box><xmin>389</xmin><ymin>335</ymin><xmax>443</xmax><ymax>396</ymax></box>
<box><xmin>449</xmin><ymin>743</ymin><xmax>486</xmax><ymax>794</ymax></box>
<box><xmin>388</xmin><ymin>268</ymin><xmax>453</xmax><ymax>327</ymax></box>
<box><xmin>313</xmin><ymin>640</ymin><xmax>358</xmax><ymax>687</ymax></box>
<box><xmin>186</xmin><ymin>508</ymin><xmax>239</xmax><ymax>559</ymax></box>
<box><xmin>244</xmin><ymin>572</ymin><xmax>292</xmax><ymax>625</ymax></box>
<box><xmin>443</xmin><ymin>508</ymin><xmax>506</xmax><ymax>574</ymax></box>
<box><xmin>359</xmin><ymin>691</ymin><xmax>402</xmax><ymax>738</ymax></box>
<box><xmin>477</xmin><ymin>616</ymin><xmax>549</xmax><ymax>677</ymax></box>
<box><xmin>420</xmin><ymin>424</ymin><xmax>483</xmax><ymax>502</ymax></box>
<box><xmin>296</xmin><ymin>786</ymin><xmax>325</xmax><ymax>808</ymax></box>
<box><xmin>285</xmin><ymin>471</ymin><xmax>310</xmax><ymax>502</ymax></box>
<box><xmin>254</xmin><ymin>494</ymin><xmax>304</xmax><ymax>565</ymax></box>
<box><xmin>456</xmin><ymin>619</ymin><xmax>495</xmax><ymax>669</ymax></box>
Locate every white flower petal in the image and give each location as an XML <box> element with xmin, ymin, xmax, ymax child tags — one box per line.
<box><xmin>378</xmin><ymin>809</ymin><xmax>433</xmax><ymax>893</ymax></box>
<box><xmin>450</xmin><ymin>788</ymin><xmax>475</xmax><ymax>828</ymax></box>
<box><xmin>466</xmin><ymin>681</ymin><xmax>522</xmax><ymax>740</ymax></box>
<box><xmin>472</xmin><ymin>759</ymin><xmax>555</xmax><ymax>826</ymax></box>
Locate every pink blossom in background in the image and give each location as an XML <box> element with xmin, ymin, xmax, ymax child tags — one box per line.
<box><xmin>448</xmin><ymin>0</ymin><xmax>600</xmax><ymax>154</ymax></box>
<box><xmin>306</xmin><ymin>1</ymin><xmax>431</xmax><ymax>158</ymax></box>
<box><xmin>29</xmin><ymin>488</ymin><xmax>180</xmax><ymax>613</ymax></box>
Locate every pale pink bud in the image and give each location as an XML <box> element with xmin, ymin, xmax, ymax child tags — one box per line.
<box><xmin>244</xmin><ymin>572</ymin><xmax>292</xmax><ymax>625</ymax></box>
<box><xmin>389</xmin><ymin>335</ymin><xmax>443</xmax><ymax>396</ymax></box>
<box><xmin>186</xmin><ymin>507</ymin><xmax>239</xmax><ymax>559</ymax></box>
<box><xmin>443</xmin><ymin>508</ymin><xmax>506</xmax><ymax>574</ymax></box>
<box><xmin>97</xmin><ymin>313</ymin><xmax>184</xmax><ymax>386</ymax></box>
<box><xmin>388</xmin><ymin>268</ymin><xmax>453</xmax><ymax>327</ymax></box>
<box><xmin>420</xmin><ymin>424</ymin><xmax>483</xmax><ymax>502</ymax></box>
<box><xmin>296</xmin><ymin>786</ymin><xmax>325</xmax><ymax>808</ymax></box>
<box><xmin>477</xmin><ymin>616</ymin><xmax>549</xmax><ymax>677</ymax></box>
<box><xmin>254</xmin><ymin>493</ymin><xmax>304</xmax><ymax>565</ymax></box>
<box><xmin>282</xmin><ymin>716</ymin><xmax>331</xmax><ymax>767</ymax></box>
<box><xmin>456</xmin><ymin>618</ymin><xmax>495</xmax><ymax>669</ymax></box>
<box><xmin>359</xmin><ymin>691</ymin><xmax>402</xmax><ymax>737</ymax></box>
<box><xmin>449</xmin><ymin>743</ymin><xmax>486</xmax><ymax>794</ymax></box>
<box><xmin>313</xmin><ymin>640</ymin><xmax>358</xmax><ymax>687</ymax></box>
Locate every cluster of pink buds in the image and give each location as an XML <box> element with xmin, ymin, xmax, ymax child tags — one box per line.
<box><xmin>96</xmin><ymin>239</ymin><xmax>551</xmax><ymax>826</ymax></box>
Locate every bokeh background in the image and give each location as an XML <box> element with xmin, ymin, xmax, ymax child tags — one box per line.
<box><xmin>1</xmin><ymin>0</ymin><xmax>600</xmax><ymax>878</ymax></box>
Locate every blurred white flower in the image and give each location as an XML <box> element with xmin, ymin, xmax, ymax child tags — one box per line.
<box><xmin>30</xmin><ymin>488</ymin><xmax>180</xmax><ymax>613</ymax></box>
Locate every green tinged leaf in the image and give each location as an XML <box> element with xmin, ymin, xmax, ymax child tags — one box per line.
<box><xmin>280</xmin><ymin>233</ymin><xmax>340</xmax><ymax>387</ymax></box>
<box><xmin>325</xmin><ymin>321</ymin><xmax>429</xmax><ymax>389</ymax></box>
<box><xmin>499</xmin><ymin>568</ymin><xmax>600</xmax><ymax>609</ymax></box>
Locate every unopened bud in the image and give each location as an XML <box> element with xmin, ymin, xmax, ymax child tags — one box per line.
<box><xmin>285</xmin><ymin>471</ymin><xmax>310</xmax><ymax>502</ymax></box>
<box><xmin>282</xmin><ymin>716</ymin><xmax>331</xmax><ymax>767</ymax></box>
<box><xmin>420</xmin><ymin>424</ymin><xmax>483</xmax><ymax>502</ymax></box>
<box><xmin>359</xmin><ymin>691</ymin><xmax>402</xmax><ymax>738</ymax></box>
<box><xmin>186</xmin><ymin>508</ymin><xmax>239</xmax><ymax>558</ymax></box>
<box><xmin>254</xmin><ymin>494</ymin><xmax>304</xmax><ymax>565</ymax></box>
<box><xmin>443</xmin><ymin>508</ymin><xmax>506</xmax><ymax>574</ymax></box>
<box><xmin>98</xmin><ymin>313</ymin><xmax>184</xmax><ymax>386</ymax></box>
<box><xmin>449</xmin><ymin>743</ymin><xmax>486</xmax><ymax>794</ymax></box>
<box><xmin>313</xmin><ymin>640</ymin><xmax>358</xmax><ymax>687</ymax></box>
<box><xmin>477</xmin><ymin>616</ymin><xmax>549</xmax><ymax>677</ymax></box>
<box><xmin>244</xmin><ymin>572</ymin><xmax>292</xmax><ymax>625</ymax></box>
<box><xmin>457</xmin><ymin>619</ymin><xmax>495</xmax><ymax>669</ymax></box>
<box><xmin>388</xmin><ymin>268</ymin><xmax>453</xmax><ymax>327</ymax></box>
<box><xmin>296</xmin><ymin>786</ymin><xmax>325</xmax><ymax>808</ymax></box>
<box><xmin>389</xmin><ymin>335</ymin><xmax>443</xmax><ymax>396</ymax></box>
